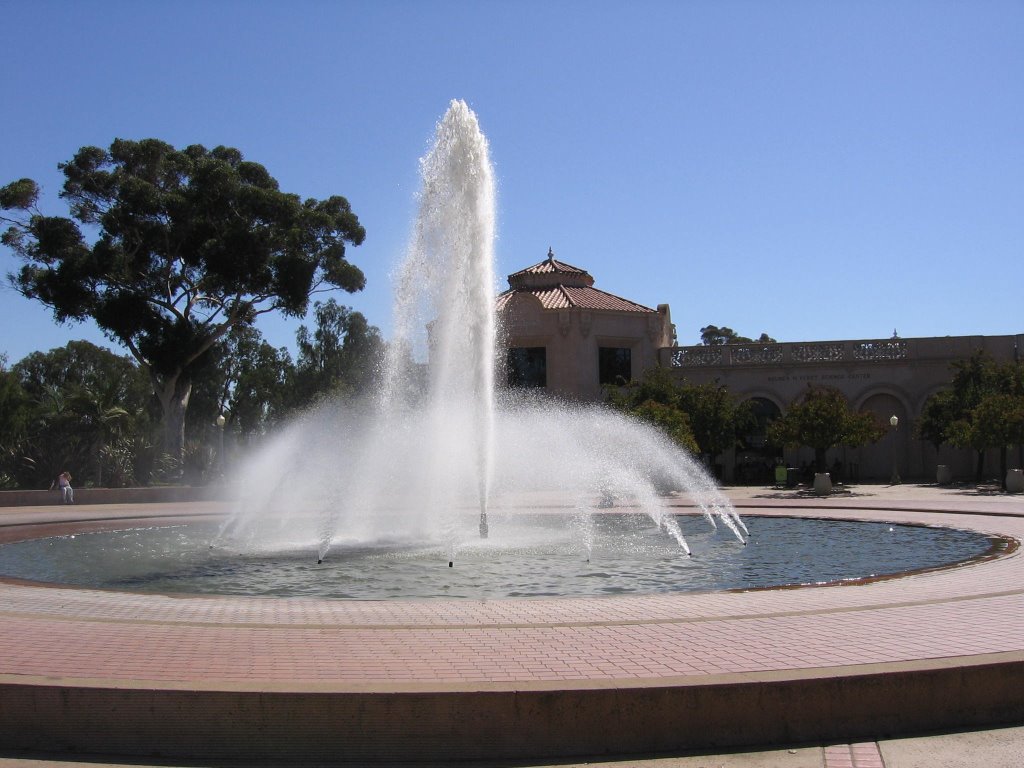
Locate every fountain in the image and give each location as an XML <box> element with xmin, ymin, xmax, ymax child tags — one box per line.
<box><xmin>216</xmin><ymin>99</ymin><xmax>747</xmax><ymax>577</ymax></box>
<box><xmin>8</xmin><ymin>103</ymin><xmax>992</xmax><ymax>604</ymax></box>
<box><xmin>0</xmin><ymin>101</ymin><xmax>1016</xmax><ymax>765</ymax></box>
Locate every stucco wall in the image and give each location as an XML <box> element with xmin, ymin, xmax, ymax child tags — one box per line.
<box><xmin>660</xmin><ymin>334</ymin><xmax>1023</xmax><ymax>483</ymax></box>
<box><xmin>500</xmin><ymin>299</ymin><xmax>671</xmax><ymax>401</ymax></box>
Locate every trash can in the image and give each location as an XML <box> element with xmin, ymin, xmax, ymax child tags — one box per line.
<box><xmin>774</xmin><ymin>465</ymin><xmax>788</xmax><ymax>487</ymax></box>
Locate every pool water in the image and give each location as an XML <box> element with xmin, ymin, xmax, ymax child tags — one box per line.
<box><xmin>0</xmin><ymin>514</ymin><xmax>996</xmax><ymax>600</ymax></box>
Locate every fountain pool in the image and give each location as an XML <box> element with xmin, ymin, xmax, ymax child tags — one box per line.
<box><xmin>0</xmin><ymin>513</ymin><xmax>995</xmax><ymax>599</ymax></box>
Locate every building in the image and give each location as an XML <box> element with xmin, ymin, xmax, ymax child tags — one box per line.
<box><xmin>662</xmin><ymin>334</ymin><xmax>1023</xmax><ymax>484</ymax></box>
<box><xmin>497</xmin><ymin>252</ymin><xmax>1022</xmax><ymax>483</ymax></box>
<box><xmin>496</xmin><ymin>249</ymin><xmax>673</xmax><ymax>401</ymax></box>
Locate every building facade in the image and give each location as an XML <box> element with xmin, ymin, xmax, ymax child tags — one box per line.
<box><xmin>496</xmin><ymin>250</ymin><xmax>673</xmax><ymax>401</ymax></box>
<box><xmin>662</xmin><ymin>334</ymin><xmax>1023</xmax><ymax>483</ymax></box>
<box><xmin>496</xmin><ymin>253</ymin><xmax>1022</xmax><ymax>484</ymax></box>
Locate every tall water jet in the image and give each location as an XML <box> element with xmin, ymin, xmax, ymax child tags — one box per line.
<box><xmin>384</xmin><ymin>99</ymin><xmax>497</xmax><ymax>541</ymax></box>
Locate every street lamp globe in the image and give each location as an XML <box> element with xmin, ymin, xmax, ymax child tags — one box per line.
<box><xmin>889</xmin><ymin>414</ymin><xmax>901</xmax><ymax>484</ymax></box>
<box><xmin>214</xmin><ymin>414</ymin><xmax>227</xmax><ymax>478</ymax></box>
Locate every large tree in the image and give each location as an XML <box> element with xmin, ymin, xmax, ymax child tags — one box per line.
<box><xmin>768</xmin><ymin>385</ymin><xmax>885</xmax><ymax>472</ymax></box>
<box><xmin>699</xmin><ymin>324</ymin><xmax>775</xmax><ymax>346</ymax></box>
<box><xmin>1</xmin><ymin>139</ymin><xmax>366</xmax><ymax>466</ymax></box>
<box><xmin>606</xmin><ymin>367</ymin><xmax>698</xmax><ymax>452</ymax></box>
<box><xmin>190</xmin><ymin>324</ymin><xmax>295</xmax><ymax>443</ymax></box>
<box><xmin>676</xmin><ymin>380</ymin><xmax>755</xmax><ymax>460</ymax></box>
<box><xmin>290</xmin><ymin>299</ymin><xmax>384</xmax><ymax>409</ymax></box>
<box><xmin>918</xmin><ymin>353</ymin><xmax>1024</xmax><ymax>483</ymax></box>
<box><xmin>606</xmin><ymin>367</ymin><xmax>754</xmax><ymax>458</ymax></box>
<box><xmin>970</xmin><ymin>393</ymin><xmax>1024</xmax><ymax>485</ymax></box>
<box><xmin>187</xmin><ymin>301</ymin><xmax>383</xmax><ymax>456</ymax></box>
<box><xmin>11</xmin><ymin>341</ymin><xmax>155</xmax><ymax>488</ymax></box>
<box><xmin>0</xmin><ymin>355</ymin><xmax>32</xmax><ymax>487</ymax></box>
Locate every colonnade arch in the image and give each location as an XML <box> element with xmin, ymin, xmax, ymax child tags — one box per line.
<box><xmin>856</xmin><ymin>390</ymin><xmax>910</xmax><ymax>482</ymax></box>
<box><xmin>732</xmin><ymin>395</ymin><xmax>783</xmax><ymax>485</ymax></box>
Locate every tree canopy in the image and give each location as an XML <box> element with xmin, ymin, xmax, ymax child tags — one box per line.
<box><xmin>0</xmin><ymin>314</ymin><xmax>385</xmax><ymax>490</ymax></box>
<box><xmin>196</xmin><ymin>325</ymin><xmax>294</xmax><ymax>440</ymax></box>
<box><xmin>606</xmin><ymin>367</ymin><xmax>754</xmax><ymax>459</ymax></box>
<box><xmin>291</xmin><ymin>299</ymin><xmax>384</xmax><ymax>408</ymax></box>
<box><xmin>0</xmin><ymin>356</ymin><xmax>32</xmax><ymax>485</ymax></box>
<box><xmin>1</xmin><ymin>139</ymin><xmax>366</xmax><ymax>465</ymax></box>
<box><xmin>767</xmin><ymin>384</ymin><xmax>884</xmax><ymax>471</ymax></box>
<box><xmin>675</xmin><ymin>379</ymin><xmax>754</xmax><ymax>459</ymax></box>
<box><xmin>605</xmin><ymin>368</ymin><xmax>697</xmax><ymax>452</ymax></box>
<box><xmin>917</xmin><ymin>353</ymin><xmax>1024</xmax><ymax>483</ymax></box>
<box><xmin>4</xmin><ymin>341</ymin><xmax>156</xmax><ymax>488</ymax></box>
<box><xmin>186</xmin><ymin>301</ymin><xmax>384</xmax><ymax>451</ymax></box>
<box><xmin>699</xmin><ymin>324</ymin><xmax>776</xmax><ymax>346</ymax></box>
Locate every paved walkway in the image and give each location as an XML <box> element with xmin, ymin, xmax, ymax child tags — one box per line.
<box><xmin>0</xmin><ymin>483</ymin><xmax>1022</xmax><ymax>766</ymax></box>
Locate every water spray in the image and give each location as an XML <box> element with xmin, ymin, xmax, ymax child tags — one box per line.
<box><xmin>205</xmin><ymin>99</ymin><xmax>750</xmax><ymax>598</ymax></box>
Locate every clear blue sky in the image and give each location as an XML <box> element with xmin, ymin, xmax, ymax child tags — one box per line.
<box><xmin>2</xmin><ymin>0</ymin><xmax>1021</xmax><ymax>365</ymax></box>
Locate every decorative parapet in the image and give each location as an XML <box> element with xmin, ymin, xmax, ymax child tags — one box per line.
<box><xmin>670</xmin><ymin>347</ymin><xmax>723</xmax><ymax>367</ymax></box>
<box><xmin>852</xmin><ymin>340</ymin><xmax>908</xmax><ymax>361</ymax></box>
<box><xmin>791</xmin><ymin>343</ymin><xmax>845</xmax><ymax>363</ymax></box>
<box><xmin>732</xmin><ymin>345</ymin><xmax>785</xmax><ymax>365</ymax></box>
<box><xmin>667</xmin><ymin>338</ymin><xmax>914</xmax><ymax>368</ymax></box>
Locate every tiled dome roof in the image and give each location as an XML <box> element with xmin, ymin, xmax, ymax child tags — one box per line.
<box><xmin>507</xmin><ymin>248</ymin><xmax>594</xmax><ymax>290</ymax></box>
<box><xmin>497</xmin><ymin>248</ymin><xmax>656</xmax><ymax>314</ymax></box>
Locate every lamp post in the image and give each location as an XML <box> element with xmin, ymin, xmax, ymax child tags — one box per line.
<box><xmin>215</xmin><ymin>414</ymin><xmax>226</xmax><ymax>479</ymax></box>
<box><xmin>889</xmin><ymin>414</ymin><xmax>901</xmax><ymax>485</ymax></box>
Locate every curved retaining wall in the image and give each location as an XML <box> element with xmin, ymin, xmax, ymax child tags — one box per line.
<box><xmin>2</xmin><ymin>657</ymin><xmax>1024</xmax><ymax>761</ymax></box>
<box><xmin>0</xmin><ymin>485</ymin><xmax>221</xmax><ymax>507</ymax></box>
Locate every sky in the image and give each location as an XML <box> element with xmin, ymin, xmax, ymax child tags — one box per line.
<box><xmin>1</xmin><ymin>0</ymin><xmax>1021</xmax><ymax>366</ymax></box>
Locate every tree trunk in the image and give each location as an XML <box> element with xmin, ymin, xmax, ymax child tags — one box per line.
<box><xmin>814</xmin><ymin>447</ymin><xmax>826</xmax><ymax>472</ymax></box>
<box><xmin>155</xmin><ymin>374</ymin><xmax>192</xmax><ymax>473</ymax></box>
<box><xmin>975</xmin><ymin>449</ymin><xmax>985</xmax><ymax>483</ymax></box>
<box><xmin>1000</xmin><ymin>445</ymin><xmax>1008</xmax><ymax>489</ymax></box>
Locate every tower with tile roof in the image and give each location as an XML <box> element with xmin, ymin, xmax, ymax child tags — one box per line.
<box><xmin>496</xmin><ymin>248</ymin><xmax>673</xmax><ymax>400</ymax></box>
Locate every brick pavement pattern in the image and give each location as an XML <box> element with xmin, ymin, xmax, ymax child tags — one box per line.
<box><xmin>824</xmin><ymin>742</ymin><xmax>886</xmax><ymax>768</ymax></box>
